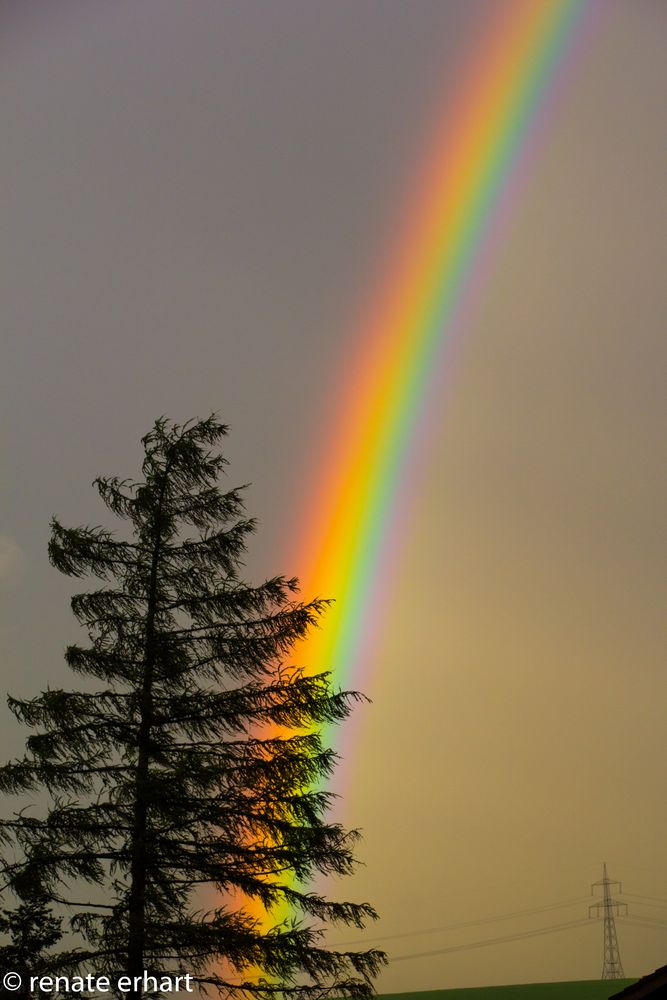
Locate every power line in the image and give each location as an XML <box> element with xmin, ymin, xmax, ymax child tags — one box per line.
<box><xmin>389</xmin><ymin>918</ymin><xmax>595</xmax><ymax>963</ymax></box>
<box><xmin>622</xmin><ymin>892</ymin><xmax>667</xmax><ymax>908</ymax></box>
<box><xmin>326</xmin><ymin>873</ymin><xmax>665</xmax><ymax>974</ymax></box>
<box><xmin>327</xmin><ymin>896</ymin><xmax>591</xmax><ymax>948</ymax></box>
<box><xmin>619</xmin><ymin>916</ymin><xmax>667</xmax><ymax>930</ymax></box>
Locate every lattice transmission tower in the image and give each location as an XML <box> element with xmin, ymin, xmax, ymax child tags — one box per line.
<box><xmin>589</xmin><ymin>862</ymin><xmax>627</xmax><ymax>979</ymax></box>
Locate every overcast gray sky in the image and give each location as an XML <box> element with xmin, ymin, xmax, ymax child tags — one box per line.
<box><xmin>1</xmin><ymin>1</ymin><xmax>666</xmax><ymax>990</ymax></box>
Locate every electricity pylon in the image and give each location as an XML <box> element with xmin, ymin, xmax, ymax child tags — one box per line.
<box><xmin>589</xmin><ymin>863</ymin><xmax>627</xmax><ymax>979</ymax></box>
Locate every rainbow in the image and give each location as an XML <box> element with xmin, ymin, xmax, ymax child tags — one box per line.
<box><xmin>252</xmin><ymin>0</ymin><xmax>598</xmax><ymax>934</ymax></box>
<box><xmin>288</xmin><ymin>0</ymin><xmax>594</xmax><ymax>714</ymax></box>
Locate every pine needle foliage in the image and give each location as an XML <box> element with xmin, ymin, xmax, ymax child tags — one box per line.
<box><xmin>0</xmin><ymin>416</ymin><xmax>386</xmax><ymax>1000</ymax></box>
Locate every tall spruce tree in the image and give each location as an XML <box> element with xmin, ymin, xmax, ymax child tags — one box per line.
<box><xmin>0</xmin><ymin>416</ymin><xmax>386</xmax><ymax>999</ymax></box>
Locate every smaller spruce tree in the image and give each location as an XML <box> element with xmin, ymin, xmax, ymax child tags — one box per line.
<box><xmin>0</xmin><ymin>416</ymin><xmax>386</xmax><ymax>1000</ymax></box>
<box><xmin>0</xmin><ymin>861</ymin><xmax>62</xmax><ymax>997</ymax></box>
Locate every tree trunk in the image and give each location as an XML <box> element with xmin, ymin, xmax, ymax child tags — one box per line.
<box><xmin>126</xmin><ymin>480</ymin><xmax>166</xmax><ymax>999</ymax></box>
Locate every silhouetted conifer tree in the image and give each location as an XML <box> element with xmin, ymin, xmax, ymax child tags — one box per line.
<box><xmin>0</xmin><ymin>416</ymin><xmax>385</xmax><ymax>1000</ymax></box>
<box><xmin>0</xmin><ymin>864</ymin><xmax>62</xmax><ymax>997</ymax></box>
